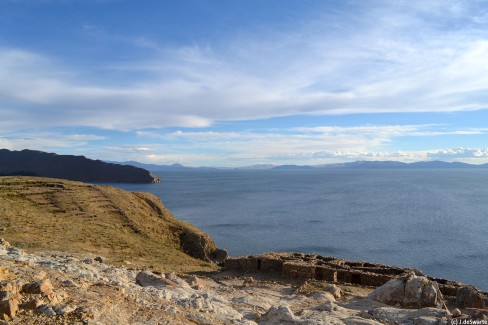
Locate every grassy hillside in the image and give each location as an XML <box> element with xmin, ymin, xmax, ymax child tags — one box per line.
<box><xmin>0</xmin><ymin>176</ymin><xmax>224</xmax><ymax>273</ymax></box>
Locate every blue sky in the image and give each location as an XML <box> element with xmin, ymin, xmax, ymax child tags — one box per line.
<box><xmin>1</xmin><ymin>0</ymin><xmax>488</xmax><ymax>166</ymax></box>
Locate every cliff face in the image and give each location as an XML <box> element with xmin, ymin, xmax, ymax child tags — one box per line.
<box><xmin>0</xmin><ymin>176</ymin><xmax>225</xmax><ymax>272</ymax></box>
<box><xmin>0</xmin><ymin>149</ymin><xmax>159</xmax><ymax>183</ymax></box>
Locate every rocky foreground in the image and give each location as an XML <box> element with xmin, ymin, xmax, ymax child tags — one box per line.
<box><xmin>2</xmin><ymin>239</ymin><xmax>488</xmax><ymax>325</ymax></box>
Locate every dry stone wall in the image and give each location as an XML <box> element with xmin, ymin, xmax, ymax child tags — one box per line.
<box><xmin>225</xmin><ymin>253</ymin><xmax>483</xmax><ymax>299</ymax></box>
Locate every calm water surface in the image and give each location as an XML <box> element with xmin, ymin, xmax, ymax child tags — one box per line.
<box><xmin>107</xmin><ymin>169</ymin><xmax>488</xmax><ymax>291</ymax></box>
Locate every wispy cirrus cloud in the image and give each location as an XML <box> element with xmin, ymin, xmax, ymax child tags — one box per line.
<box><xmin>0</xmin><ymin>132</ymin><xmax>107</xmax><ymax>152</ymax></box>
<box><xmin>1</xmin><ymin>1</ymin><xmax>488</xmax><ymax>134</ymax></box>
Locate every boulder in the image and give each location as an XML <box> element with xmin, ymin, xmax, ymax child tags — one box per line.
<box><xmin>367</xmin><ymin>272</ymin><xmax>444</xmax><ymax>309</ymax></box>
<box><xmin>20</xmin><ymin>297</ymin><xmax>43</xmax><ymax>310</ymax></box>
<box><xmin>0</xmin><ymin>281</ymin><xmax>22</xmax><ymax>300</ymax></box>
<box><xmin>0</xmin><ymin>298</ymin><xmax>19</xmax><ymax>321</ymax></box>
<box><xmin>94</xmin><ymin>256</ymin><xmax>105</xmax><ymax>263</ymax></box>
<box><xmin>403</xmin><ymin>275</ymin><xmax>425</xmax><ymax>307</ymax></box>
<box><xmin>419</xmin><ymin>280</ymin><xmax>443</xmax><ymax>308</ymax></box>
<box><xmin>187</xmin><ymin>275</ymin><xmax>206</xmax><ymax>289</ymax></box>
<box><xmin>366</xmin><ymin>278</ymin><xmax>405</xmax><ymax>306</ymax></box>
<box><xmin>452</xmin><ymin>308</ymin><xmax>462</xmax><ymax>317</ymax></box>
<box><xmin>260</xmin><ymin>305</ymin><xmax>296</xmax><ymax>324</ymax></box>
<box><xmin>456</xmin><ymin>286</ymin><xmax>488</xmax><ymax>309</ymax></box>
<box><xmin>36</xmin><ymin>304</ymin><xmax>56</xmax><ymax>317</ymax></box>
<box><xmin>135</xmin><ymin>271</ymin><xmax>167</xmax><ymax>288</ymax></box>
<box><xmin>324</xmin><ymin>283</ymin><xmax>342</xmax><ymax>299</ymax></box>
<box><xmin>60</xmin><ymin>279</ymin><xmax>79</xmax><ymax>288</ymax></box>
<box><xmin>21</xmin><ymin>279</ymin><xmax>54</xmax><ymax>297</ymax></box>
<box><xmin>53</xmin><ymin>304</ymin><xmax>76</xmax><ymax>315</ymax></box>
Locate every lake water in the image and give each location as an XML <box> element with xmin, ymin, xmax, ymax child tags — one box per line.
<box><xmin>106</xmin><ymin>169</ymin><xmax>488</xmax><ymax>291</ymax></box>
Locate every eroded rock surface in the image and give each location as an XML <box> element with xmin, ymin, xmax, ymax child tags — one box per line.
<box><xmin>367</xmin><ymin>272</ymin><xmax>445</xmax><ymax>309</ymax></box>
<box><xmin>1</xmin><ymin>240</ymin><xmax>485</xmax><ymax>324</ymax></box>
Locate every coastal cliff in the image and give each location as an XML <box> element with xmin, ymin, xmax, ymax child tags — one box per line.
<box><xmin>0</xmin><ymin>149</ymin><xmax>160</xmax><ymax>183</ymax></box>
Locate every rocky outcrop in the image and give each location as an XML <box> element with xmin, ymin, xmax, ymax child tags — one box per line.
<box><xmin>456</xmin><ymin>286</ymin><xmax>488</xmax><ymax>309</ymax></box>
<box><xmin>259</xmin><ymin>305</ymin><xmax>296</xmax><ymax>324</ymax></box>
<box><xmin>366</xmin><ymin>272</ymin><xmax>445</xmax><ymax>309</ymax></box>
<box><xmin>178</xmin><ymin>226</ymin><xmax>228</xmax><ymax>263</ymax></box>
<box><xmin>0</xmin><ymin>149</ymin><xmax>159</xmax><ymax>183</ymax></box>
<box><xmin>3</xmin><ymin>240</ymin><xmax>475</xmax><ymax>325</ymax></box>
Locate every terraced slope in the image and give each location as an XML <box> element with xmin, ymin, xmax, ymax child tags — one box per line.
<box><xmin>0</xmin><ymin>176</ymin><xmax>226</xmax><ymax>272</ymax></box>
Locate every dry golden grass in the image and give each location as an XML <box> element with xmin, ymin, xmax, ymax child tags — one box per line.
<box><xmin>0</xmin><ymin>176</ymin><xmax>218</xmax><ymax>273</ymax></box>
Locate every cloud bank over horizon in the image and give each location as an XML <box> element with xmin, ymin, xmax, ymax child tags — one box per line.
<box><xmin>1</xmin><ymin>0</ymin><xmax>488</xmax><ymax>165</ymax></box>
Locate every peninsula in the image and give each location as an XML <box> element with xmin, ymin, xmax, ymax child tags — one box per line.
<box><xmin>0</xmin><ymin>149</ymin><xmax>160</xmax><ymax>183</ymax></box>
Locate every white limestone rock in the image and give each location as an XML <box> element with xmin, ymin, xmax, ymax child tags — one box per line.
<box><xmin>367</xmin><ymin>273</ymin><xmax>444</xmax><ymax>309</ymax></box>
<box><xmin>260</xmin><ymin>305</ymin><xmax>296</xmax><ymax>325</ymax></box>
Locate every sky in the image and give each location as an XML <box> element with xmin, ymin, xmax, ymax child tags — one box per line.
<box><xmin>1</xmin><ymin>0</ymin><xmax>488</xmax><ymax>167</ymax></box>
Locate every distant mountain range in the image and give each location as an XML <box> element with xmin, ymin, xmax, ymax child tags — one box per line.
<box><xmin>107</xmin><ymin>161</ymin><xmax>218</xmax><ymax>171</ymax></box>
<box><xmin>111</xmin><ymin>160</ymin><xmax>488</xmax><ymax>171</ymax></box>
<box><xmin>0</xmin><ymin>149</ymin><xmax>159</xmax><ymax>183</ymax></box>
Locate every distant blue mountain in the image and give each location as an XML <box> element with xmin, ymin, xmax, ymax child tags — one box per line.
<box><xmin>109</xmin><ymin>160</ymin><xmax>488</xmax><ymax>171</ymax></box>
<box><xmin>408</xmin><ymin>161</ymin><xmax>479</xmax><ymax>169</ymax></box>
<box><xmin>321</xmin><ymin>161</ymin><xmax>408</xmax><ymax>169</ymax></box>
<box><xmin>272</xmin><ymin>165</ymin><xmax>315</xmax><ymax>170</ymax></box>
<box><xmin>236</xmin><ymin>164</ymin><xmax>277</xmax><ymax>170</ymax></box>
<box><xmin>108</xmin><ymin>161</ymin><xmax>217</xmax><ymax>171</ymax></box>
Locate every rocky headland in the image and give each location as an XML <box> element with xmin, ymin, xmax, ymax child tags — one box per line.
<box><xmin>1</xmin><ymin>176</ymin><xmax>487</xmax><ymax>324</ymax></box>
<box><xmin>0</xmin><ymin>149</ymin><xmax>160</xmax><ymax>183</ymax></box>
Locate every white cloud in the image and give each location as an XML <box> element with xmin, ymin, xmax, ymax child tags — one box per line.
<box><xmin>295</xmin><ymin>125</ymin><xmax>428</xmax><ymax>136</ymax></box>
<box><xmin>427</xmin><ymin>148</ymin><xmax>488</xmax><ymax>159</ymax></box>
<box><xmin>63</xmin><ymin>134</ymin><xmax>107</xmax><ymax>141</ymax></box>
<box><xmin>0</xmin><ymin>132</ymin><xmax>106</xmax><ymax>152</ymax></box>
<box><xmin>312</xmin><ymin>151</ymin><xmax>416</xmax><ymax>159</ymax></box>
<box><xmin>2</xmin><ymin>121</ymin><xmax>486</xmax><ymax>166</ymax></box>
<box><xmin>130</xmin><ymin>124</ymin><xmax>426</xmax><ymax>166</ymax></box>
<box><xmin>2</xmin><ymin>1</ymin><xmax>488</xmax><ymax>132</ymax></box>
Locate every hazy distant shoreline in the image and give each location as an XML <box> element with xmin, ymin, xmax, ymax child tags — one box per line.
<box><xmin>111</xmin><ymin>159</ymin><xmax>488</xmax><ymax>171</ymax></box>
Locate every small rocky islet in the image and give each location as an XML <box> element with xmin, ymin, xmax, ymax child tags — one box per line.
<box><xmin>0</xmin><ymin>176</ymin><xmax>487</xmax><ymax>324</ymax></box>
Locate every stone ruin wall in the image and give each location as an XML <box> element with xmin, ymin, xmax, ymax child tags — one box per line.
<box><xmin>225</xmin><ymin>253</ymin><xmax>477</xmax><ymax>298</ymax></box>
